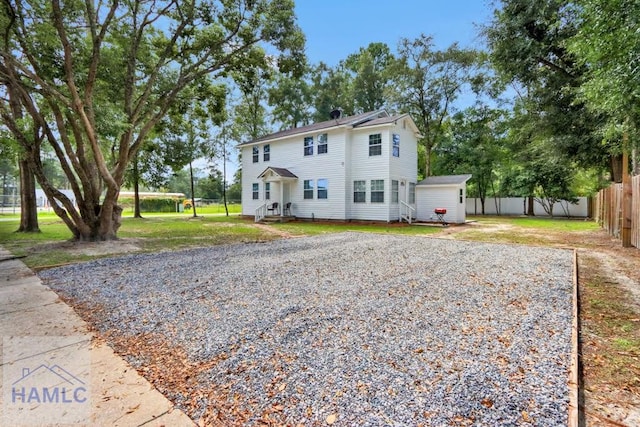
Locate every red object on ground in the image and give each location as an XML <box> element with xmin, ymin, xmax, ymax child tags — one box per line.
<box><xmin>434</xmin><ymin>208</ymin><xmax>447</xmax><ymax>215</ymax></box>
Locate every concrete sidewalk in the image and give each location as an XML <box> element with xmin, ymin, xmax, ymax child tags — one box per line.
<box><xmin>0</xmin><ymin>248</ymin><xmax>195</xmax><ymax>427</ymax></box>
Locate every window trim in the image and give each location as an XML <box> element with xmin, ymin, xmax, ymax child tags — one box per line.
<box><xmin>353</xmin><ymin>180</ymin><xmax>366</xmax><ymax>203</ymax></box>
<box><xmin>371</xmin><ymin>179</ymin><xmax>384</xmax><ymax>203</ymax></box>
<box><xmin>303</xmin><ymin>179</ymin><xmax>314</xmax><ymax>199</ymax></box>
<box><xmin>392</xmin><ymin>133</ymin><xmax>400</xmax><ymax>158</ymax></box>
<box><xmin>369</xmin><ymin>133</ymin><xmax>382</xmax><ymax>156</ymax></box>
<box><xmin>391</xmin><ymin>180</ymin><xmax>399</xmax><ymax>203</ymax></box>
<box><xmin>409</xmin><ymin>182</ymin><xmax>416</xmax><ymax>204</ymax></box>
<box><xmin>317</xmin><ymin>178</ymin><xmax>328</xmax><ymax>199</ymax></box>
<box><xmin>317</xmin><ymin>133</ymin><xmax>328</xmax><ymax>154</ymax></box>
<box><xmin>304</xmin><ymin>136</ymin><xmax>314</xmax><ymax>156</ymax></box>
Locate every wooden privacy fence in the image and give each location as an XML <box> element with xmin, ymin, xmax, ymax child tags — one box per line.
<box><xmin>595</xmin><ymin>175</ymin><xmax>640</xmax><ymax>248</ymax></box>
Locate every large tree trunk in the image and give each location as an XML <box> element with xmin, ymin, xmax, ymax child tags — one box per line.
<box><xmin>133</xmin><ymin>153</ymin><xmax>142</xmax><ymax>218</ymax></box>
<box><xmin>17</xmin><ymin>158</ymin><xmax>39</xmax><ymax>233</ymax></box>
<box><xmin>610</xmin><ymin>154</ymin><xmax>623</xmax><ymax>183</ymax></box>
<box><xmin>527</xmin><ymin>196</ymin><xmax>535</xmax><ymax>216</ymax></box>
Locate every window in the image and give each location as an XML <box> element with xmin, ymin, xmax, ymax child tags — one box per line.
<box><xmin>304</xmin><ymin>136</ymin><xmax>313</xmax><ymax>156</ymax></box>
<box><xmin>409</xmin><ymin>183</ymin><xmax>416</xmax><ymax>204</ymax></box>
<box><xmin>392</xmin><ymin>180</ymin><xmax>399</xmax><ymax>203</ymax></box>
<box><xmin>265</xmin><ymin>182</ymin><xmax>271</xmax><ymax>200</ymax></box>
<box><xmin>304</xmin><ymin>180</ymin><xmax>314</xmax><ymax>199</ymax></box>
<box><xmin>317</xmin><ymin>133</ymin><xmax>328</xmax><ymax>154</ymax></box>
<box><xmin>263</xmin><ymin>144</ymin><xmax>270</xmax><ymax>162</ymax></box>
<box><xmin>353</xmin><ymin>180</ymin><xmax>366</xmax><ymax>203</ymax></box>
<box><xmin>317</xmin><ymin>179</ymin><xmax>328</xmax><ymax>199</ymax></box>
<box><xmin>252</xmin><ymin>183</ymin><xmax>259</xmax><ymax>200</ymax></box>
<box><xmin>392</xmin><ymin>134</ymin><xmax>400</xmax><ymax>157</ymax></box>
<box><xmin>252</xmin><ymin>146</ymin><xmax>259</xmax><ymax>163</ymax></box>
<box><xmin>371</xmin><ymin>179</ymin><xmax>384</xmax><ymax>203</ymax></box>
<box><xmin>459</xmin><ymin>188</ymin><xmax>464</xmax><ymax>204</ymax></box>
<box><xmin>369</xmin><ymin>134</ymin><xmax>382</xmax><ymax>156</ymax></box>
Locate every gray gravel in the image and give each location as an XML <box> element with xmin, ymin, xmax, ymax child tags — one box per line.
<box><xmin>40</xmin><ymin>232</ymin><xmax>574</xmax><ymax>426</ymax></box>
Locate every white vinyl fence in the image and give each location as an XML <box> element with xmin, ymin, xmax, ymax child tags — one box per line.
<box><xmin>466</xmin><ymin>197</ymin><xmax>590</xmax><ymax>217</ymax></box>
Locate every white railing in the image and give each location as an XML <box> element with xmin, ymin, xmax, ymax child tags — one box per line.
<box><xmin>255</xmin><ymin>204</ymin><xmax>267</xmax><ymax>222</ymax></box>
<box><xmin>400</xmin><ymin>201</ymin><xmax>415</xmax><ymax>224</ymax></box>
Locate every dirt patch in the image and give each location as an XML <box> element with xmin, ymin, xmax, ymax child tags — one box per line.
<box><xmin>32</xmin><ymin>239</ymin><xmax>142</xmax><ymax>257</ymax></box>
<box><xmin>251</xmin><ymin>223</ymin><xmax>298</xmax><ymax>239</ymax></box>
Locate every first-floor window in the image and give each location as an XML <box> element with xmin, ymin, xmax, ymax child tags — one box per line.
<box><xmin>304</xmin><ymin>179</ymin><xmax>314</xmax><ymax>199</ymax></box>
<box><xmin>265</xmin><ymin>182</ymin><xmax>271</xmax><ymax>200</ymax></box>
<box><xmin>353</xmin><ymin>180</ymin><xmax>366</xmax><ymax>203</ymax></box>
<box><xmin>392</xmin><ymin>180</ymin><xmax>399</xmax><ymax>203</ymax></box>
<box><xmin>317</xmin><ymin>178</ymin><xmax>328</xmax><ymax>199</ymax></box>
<box><xmin>371</xmin><ymin>179</ymin><xmax>384</xmax><ymax>203</ymax></box>
<box><xmin>252</xmin><ymin>183</ymin><xmax>259</xmax><ymax>200</ymax></box>
<box><xmin>409</xmin><ymin>183</ymin><xmax>416</xmax><ymax>204</ymax></box>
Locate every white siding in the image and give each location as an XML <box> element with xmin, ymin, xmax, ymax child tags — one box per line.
<box><xmin>416</xmin><ymin>184</ymin><xmax>467</xmax><ymax>224</ymax></box>
<box><xmin>241</xmin><ymin>129</ymin><xmax>348</xmax><ymax>219</ymax></box>
<box><xmin>388</xmin><ymin>122</ymin><xmax>418</xmax><ymax>221</ymax></box>
<box><xmin>348</xmin><ymin>128</ymin><xmax>391</xmax><ymax>221</ymax></box>
<box><xmin>241</xmin><ymin>115</ymin><xmax>420</xmax><ymax>221</ymax></box>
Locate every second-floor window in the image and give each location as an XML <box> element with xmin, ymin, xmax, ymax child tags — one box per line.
<box><xmin>392</xmin><ymin>134</ymin><xmax>400</xmax><ymax>157</ymax></box>
<box><xmin>369</xmin><ymin>133</ymin><xmax>382</xmax><ymax>156</ymax></box>
<box><xmin>263</xmin><ymin>144</ymin><xmax>270</xmax><ymax>162</ymax></box>
<box><xmin>304</xmin><ymin>136</ymin><xmax>313</xmax><ymax>156</ymax></box>
<box><xmin>252</xmin><ymin>146</ymin><xmax>259</xmax><ymax>163</ymax></box>
<box><xmin>304</xmin><ymin>180</ymin><xmax>314</xmax><ymax>199</ymax></box>
<box><xmin>317</xmin><ymin>133</ymin><xmax>328</xmax><ymax>154</ymax></box>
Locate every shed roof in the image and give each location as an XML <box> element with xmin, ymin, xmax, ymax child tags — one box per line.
<box><xmin>416</xmin><ymin>174</ymin><xmax>472</xmax><ymax>186</ymax></box>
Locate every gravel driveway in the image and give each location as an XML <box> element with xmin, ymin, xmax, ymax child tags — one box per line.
<box><xmin>40</xmin><ymin>232</ymin><xmax>574</xmax><ymax>426</ymax></box>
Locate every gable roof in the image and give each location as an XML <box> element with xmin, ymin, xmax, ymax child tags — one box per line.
<box><xmin>417</xmin><ymin>174</ymin><xmax>472</xmax><ymax>186</ymax></box>
<box><xmin>239</xmin><ymin>110</ymin><xmax>416</xmax><ymax>147</ymax></box>
<box><xmin>257</xmin><ymin>166</ymin><xmax>298</xmax><ymax>179</ymax></box>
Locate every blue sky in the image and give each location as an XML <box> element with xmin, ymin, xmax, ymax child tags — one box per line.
<box><xmin>294</xmin><ymin>0</ymin><xmax>493</xmax><ymax>66</ymax></box>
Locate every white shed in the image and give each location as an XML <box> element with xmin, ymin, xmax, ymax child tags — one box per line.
<box><xmin>415</xmin><ymin>174</ymin><xmax>472</xmax><ymax>224</ymax></box>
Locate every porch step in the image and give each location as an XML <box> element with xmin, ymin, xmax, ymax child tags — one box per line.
<box><xmin>260</xmin><ymin>215</ymin><xmax>295</xmax><ymax>224</ymax></box>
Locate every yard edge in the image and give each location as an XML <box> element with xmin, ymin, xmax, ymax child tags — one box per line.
<box><xmin>568</xmin><ymin>249</ymin><xmax>580</xmax><ymax>427</ymax></box>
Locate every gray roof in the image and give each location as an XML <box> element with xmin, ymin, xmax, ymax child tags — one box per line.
<box><xmin>238</xmin><ymin>110</ymin><xmax>391</xmax><ymax>146</ymax></box>
<box><xmin>416</xmin><ymin>174</ymin><xmax>472</xmax><ymax>186</ymax></box>
<box><xmin>258</xmin><ymin>167</ymin><xmax>298</xmax><ymax>179</ymax></box>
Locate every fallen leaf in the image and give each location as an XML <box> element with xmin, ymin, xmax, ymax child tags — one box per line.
<box><xmin>522</xmin><ymin>411</ymin><xmax>532</xmax><ymax>423</ymax></box>
<box><xmin>125</xmin><ymin>403</ymin><xmax>140</xmax><ymax>414</ymax></box>
<box><xmin>326</xmin><ymin>413</ymin><xmax>337</xmax><ymax>424</ymax></box>
<box><xmin>481</xmin><ymin>398</ymin><xmax>493</xmax><ymax>408</ymax></box>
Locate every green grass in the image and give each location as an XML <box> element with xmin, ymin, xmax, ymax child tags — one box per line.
<box><xmin>272</xmin><ymin>221</ymin><xmax>444</xmax><ymax>236</ymax></box>
<box><xmin>0</xmin><ymin>214</ymin><xmax>274</xmax><ymax>269</ymax></box>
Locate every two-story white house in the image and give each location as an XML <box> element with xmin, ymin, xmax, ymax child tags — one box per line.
<box><xmin>239</xmin><ymin>110</ymin><xmax>421</xmax><ymax>222</ymax></box>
